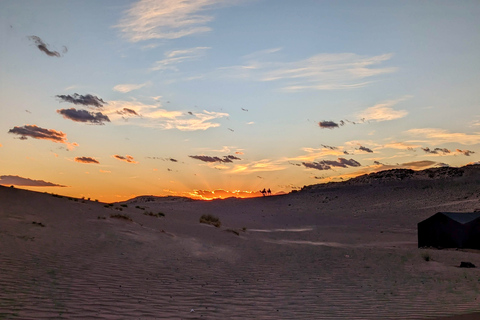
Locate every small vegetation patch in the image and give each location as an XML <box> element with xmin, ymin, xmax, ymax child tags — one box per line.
<box><xmin>421</xmin><ymin>252</ymin><xmax>432</xmax><ymax>262</ymax></box>
<box><xmin>135</xmin><ymin>205</ymin><xmax>146</xmax><ymax>210</ymax></box>
<box><xmin>32</xmin><ymin>221</ymin><xmax>45</xmax><ymax>227</ymax></box>
<box><xmin>97</xmin><ymin>216</ymin><xmax>106</xmax><ymax>220</ymax></box>
<box><xmin>120</xmin><ymin>204</ymin><xmax>128</xmax><ymax>208</ymax></box>
<box><xmin>110</xmin><ymin>214</ymin><xmax>133</xmax><ymax>222</ymax></box>
<box><xmin>199</xmin><ymin>214</ymin><xmax>221</xmax><ymax>228</ymax></box>
<box><xmin>144</xmin><ymin>211</ymin><xmax>165</xmax><ymax>218</ymax></box>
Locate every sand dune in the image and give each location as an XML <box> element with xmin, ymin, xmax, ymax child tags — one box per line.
<box><xmin>1</xmin><ymin>166</ymin><xmax>480</xmax><ymax>319</ymax></box>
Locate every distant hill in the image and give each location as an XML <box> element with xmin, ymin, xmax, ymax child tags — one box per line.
<box><xmin>301</xmin><ymin>164</ymin><xmax>480</xmax><ymax>192</ymax></box>
<box><xmin>119</xmin><ymin>195</ymin><xmax>195</xmax><ymax>204</ymax></box>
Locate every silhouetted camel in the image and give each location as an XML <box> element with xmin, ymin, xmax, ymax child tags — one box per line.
<box><xmin>267</xmin><ymin>188</ymin><xmax>271</xmax><ymax>196</ymax></box>
<box><xmin>261</xmin><ymin>188</ymin><xmax>266</xmax><ymax>196</ymax></box>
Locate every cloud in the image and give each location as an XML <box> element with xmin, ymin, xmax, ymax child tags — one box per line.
<box><xmin>57</xmin><ymin>108</ymin><xmax>110</xmax><ymax>125</ymax></box>
<box><xmin>189</xmin><ymin>155</ymin><xmax>241</xmax><ymax>163</ymax></box>
<box><xmin>456</xmin><ymin>149</ymin><xmax>475</xmax><ymax>156</ymax></box>
<box><xmin>74</xmin><ymin>157</ymin><xmax>100</xmax><ymax>164</ymax></box>
<box><xmin>146</xmin><ymin>157</ymin><xmax>178</xmax><ymax>162</ymax></box>
<box><xmin>318</xmin><ymin>121</ymin><xmax>339</xmax><ymax>129</ymax></box>
<box><xmin>383</xmin><ymin>142</ymin><xmax>421</xmax><ymax>150</ymax></box>
<box><xmin>302</xmin><ymin>158</ymin><xmax>361</xmax><ymax>171</ymax></box>
<box><xmin>358</xmin><ymin>98</ymin><xmax>408</xmax><ymax>122</ymax></box>
<box><xmin>0</xmin><ymin>175</ymin><xmax>66</xmax><ymax>187</ymax></box>
<box><xmin>230</xmin><ymin>159</ymin><xmax>286</xmax><ymax>174</ymax></box>
<box><xmin>104</xmin><ymin>100</ymin><xmax>228</xmax><ymax>131</ymax></box>
<box><xmin>406</xmin><ymin>128</ymin><xmax>480</xmax><ymax>145</ymax></box>
<box><xmin>421</xmin><ymin>147</ymin><xmax>451</xmax><ymax>155</ymax></box>
<box><xmin>56</xmin><ymin>93</ymin><xmax>106</xmax><ymax>108</ymax></box>
<box><xmin>151</xmin><ymin>47</ymin><xmax>210</xmax><ymax>71</ymax></box>
<box><xmin>359</xmin><ymin>146</ymin><xmax>373</xmax><ymax>153</ymax></box>
<box><xmin>27</xmin><ymin>36</ymin><xmax>63</xmax><ymax>57</ymax></box>
<box><xmin>287</xmin><ymin>146</ymin><xmax>346</xmax><ymax>163</ymax></box>
<box><xmin>116</xmin><ymin>0</ymin><xmax>229</xmax><ymax>42</ymax></box>
<box><xmin>189</xmin><ymin>189</ymin><xmax>262</xmax><ymax>200</ymax></box>
<box><xmin>113</xmin><ymin>83</ymin><xmax>148</xmax><ymax>93</ymax></box>
<box><xmin>222</xmin><ymin>52</ymin><xmax>396</xmax><ymax>92</ymax></box>
<box><xmin>113</xmin><ymin>155</ymin><xmax>138</xmax><ymax>163</ymax></box>
<box><xmin>117</xmin><ymin>108</ymin><xmax>140</xmax><ymax>117</ymax></box>
<box><xmin>8</xmin><ymin>125</ymin><xmax>77</xmax><ymax>149</ymax></box>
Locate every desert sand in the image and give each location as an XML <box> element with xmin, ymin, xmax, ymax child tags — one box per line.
<box><xmin>1</xmin><ymin>165</ymin><xmax>480</xmax><ymax>319</ymax></box>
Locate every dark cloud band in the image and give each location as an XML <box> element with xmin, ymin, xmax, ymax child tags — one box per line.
<box><xmin>189</xmin><ymin>155</ymin><xmax>241</xmax><ymax>163</ymax></box>
<box><xmin>28</xmin><ymin>36</ymin><xmax>62</xmax><ymax>57</ymax></box>
<box><xmin>302</xmin><ymin>158</ymin><xmax>361</xmax><ymax>171</ymax></box>
<box><xmin>57</xmin><ymin>108</ymin><xmax>110</xmax><ymax>124</ymax></box>
<box><xmin>9</xmin><ymin>125</ymin><xmax>65</xmax><ymax>143</ymax></box>
<box><xmin>318</xmin><ymin>121</ymin><xmax>339</xmax><ymax>129</ymax></box>
<box><xmin>113</xmin><ymin>155</ymin><xmax>137</xmax><ymax>163</ymax></box>
<box><xmin>56</xmin><ymin>93</ymin><xmax>106</xmax><ymax>108</ymax></box>
<box><xmin>74</xmin><ymin>157</ymin><xmax>100</xmax><ymax>164</ymax></box>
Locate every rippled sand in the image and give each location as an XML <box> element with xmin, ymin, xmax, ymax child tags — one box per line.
<box><xmin>1</xmin><ymin>180</ymin><xmax>480</xmax><ymax>319</ymax></box>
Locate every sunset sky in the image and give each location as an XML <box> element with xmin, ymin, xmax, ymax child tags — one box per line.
<box><xmin>1</xmin><ymin>0</ymin><xmax>479</xmax><ymax>201</ymax></box>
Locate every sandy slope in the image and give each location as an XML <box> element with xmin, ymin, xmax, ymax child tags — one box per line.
<box><xmin>1</xmin><ymin>168</ymin><xmax>480</xmax><ymax>319</ymax></box>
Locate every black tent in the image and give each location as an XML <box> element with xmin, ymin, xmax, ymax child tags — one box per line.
<box><xmin>418</xmin><ymin>212</ymin><xmax>480</xmax><ymax>249</ymax></box>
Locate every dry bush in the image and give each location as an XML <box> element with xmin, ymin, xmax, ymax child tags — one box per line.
<box><xmin>199</xmin><ymin>214</ymin><xmax>221</xmax><ymax>228</ymax></box>
<box><xmin>110</xmin><ymin>214</ymin><xmax>133</xmax><ymax>222</ymax></box>
<box><xmin>144</xmin><ymin>211</ymin><xmax>165</xmax><ymax>218</ymax></box>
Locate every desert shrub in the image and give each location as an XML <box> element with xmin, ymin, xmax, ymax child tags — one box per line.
<box><xmin>421</xmin><ymin>252</ymin><xmax>432</xmax><ymax>262</ymax></box>
<box><xmin>144</xmin><ymin>211</ymin><xmax>165</xmax><ymax>218</ymax></box>
<box><xmin>110</xmin><ymin>214</ymin><xmax>133</xmax><ymax>222</ymax></box>
<box><xmin>32</xmin><ymin>221</ymin><xmax>46</xmax><ymax>227</ymax></box>
<box><xmin>135</xmin><ymin>205</ymin><xmax>146</xmax><ymax>210</ymax></box>
<box><xmin>120</xmin><ymin>204</ymin><xmax>128</xmax><ymax>208</ymax></box>
<box><xmin>199</xmin><ymin>214</ymin><xmax>221</xmax><ymax>228</ymax></box>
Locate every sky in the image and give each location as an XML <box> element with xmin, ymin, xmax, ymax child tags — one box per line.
<box><xmin>1</xmin><ymin>0</ymin><xmax>479</xmax><ymax>202</ymax></box>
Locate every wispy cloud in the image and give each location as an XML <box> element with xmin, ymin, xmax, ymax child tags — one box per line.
<box><xmin>222</xmin><ymin>52</ymin><xmax>396</xmax><ymax>92</ymax></box>
<box><xmin>189</xmin><ymin>155</ymin><xmax>241</xmax><ymax>163</ymax></box>
<box><xmin>75</xmin><ymin>157</ymin><xmax>100</xmax><ymax>164</ymax></box>
<box><xmin>113</xmin><ymin>155</ymin><xmax>138</xmax><ymax>163</ymax></box>
<box><xmin>456</xmin><ymin>149</ymin><xmax>475</xmax><ymax>156</ymax></box>
<box><xmin>421</xmin><ymin>147</ymin><xmax>450</xmax><ymax>155</ymax></box>
<box><xmin>383</xmin><ymin>141</ymin><xmax>420</xmax><ymax>150</ymax></box>
<box><xmin>56</xmin><ymin>94</ymin><xmax>106</xmax><ymax>108</ymax></box>
<box><xmin>287</xmin><ymin>146</ymin><xmax>347</xmax><ymax>163</ymax></box>
<box><xmin>302</xmin><ymin>158</ymin><xmax>361</xmax><ymax>171</ymax></box>
<box><xmin>230</xmin><ymin>159</ymin><xmax>287</xmax><ymax>174</ymax></box>
<box><xmin>406</xmin><ymin>128</ymin><xmax>480</xmax><ymax>145</ymax></box>
<box><xmin>105</xmin><ymin>100</ymin><xmax>228</xmax><ymax>131</ymax></box>
<box><xmin>151</xmin><ymin>47</ymin><xmax>210</xmax><ymax>71</ymax></box>
<box><xmin>358</xmin><ymin>146</ymin><xmax>373</xmax><ymax>153</ymax></box>
<box><xmin>146</xmin><ymin>157</ymin><xmax>179</xmax><ymax>162</ymax></box>
<box><xmin>57</xmin><ymin>108</ymin><xmax>110</xmax><ymax>125</ymax></box>
<box><xmin>27</xmin><ymin>36</ymin><xmax>66</xmax><ymax>57</ymax></box>
<box><xmin>113</xmin><ymin>82</ymin><xmax>149</xmax><ymax>93</ymax></box>
<box><xmin>116</xmin><ymin>0</ymin><xmax>229</xmax><ymax>42</ymax></box>
<box><xmin>0</xmin><ymin>175</ymin><xmax>66</xmax><ymax>187</ymax></box>
<box><xmin>8</xmin><ymin>125</ymin><xmax>78</xmax><ymax>149</ymax></box>
<box><xmin>358</xmin><ymin>98</ymin><xmax>408</xmax><ymax>122</ymax></box>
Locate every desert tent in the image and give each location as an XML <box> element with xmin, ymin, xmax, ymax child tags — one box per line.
<box><xmin>418</xmin><ymin>212</ymin><xmax>480</xmax><ymax>249</ymax></box>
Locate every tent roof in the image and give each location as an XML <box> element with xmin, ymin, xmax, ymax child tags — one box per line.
<box><xmin>440</xmin><ymin>212</ymin><xmax>480</xmax><ymax>224</ymax></box>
